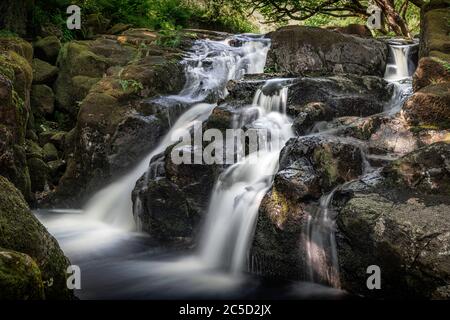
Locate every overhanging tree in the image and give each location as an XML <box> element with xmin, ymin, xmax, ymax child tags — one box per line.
<box><xmin>243</xmin><ymin>0</ymin><xmax>425</xmax><ymax>37</ymax></box>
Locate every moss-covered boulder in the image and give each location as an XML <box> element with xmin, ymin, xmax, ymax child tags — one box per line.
<box><xmin>0</xmin><ymin>176</ymin><xmax>73</xmax><ymax>299</ymax></box>
<box><xmin>52</xmin><ymin>35</ymin><xmax>186</xmax><ymax>206</ymax></box>
<box><xmin>33</xmin><ymin>36</ymin><xmax>61</xmax><ymax>64</ymax></box>
<box><xmin>0</xmin><ymin>36</ymin><xmax>33</xmax><ymax>63</ymax></box>
<box><xmin>403</xmin><ymin>82</ymin><xmax>450</xmax><ymax>129</ymax></box>
<box><xmin>32</xmin><ymin>58</ymin><xmax>58</xmax><ymax>85</ymax></box>
<box><xmin>31</xmin><ymin>84</ymin><xmax>55</xmax><ymax>116</ymax></box>
<box><xmin>0</xmin><ymin>249</ymin><xmax>45</xmax><ymax>300</ymax></box>
<box><xmin>43</xmin><ymin>143</ymin><xmax>58</xmax><ymax>161</ymax></box>
<box><xmin>54</xmin><ymin>38</ymin><xmax>136</xmax><ymax>115</ymax></box>
<box><xmin>419</xmin><ymin>2</ymin><xmax>450</xmax><ymax>60</ymax></box>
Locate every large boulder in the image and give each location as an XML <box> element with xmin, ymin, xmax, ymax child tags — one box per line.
<box><xmin>403</xmin><ymin>82</ymin><xmax>450</xmax><ymax>130</ymax></box>
<box><xmin>32</xmin><ymin>58</ymin><xmax>58</xmax><ymax>85</ymax></box>
<box><xmin>413</xmin><ymin>57</ymin><xmax>450</xmax><ymax>92</ymax></box>
<box><xmin>132</xmin><ymin>141</ymin><xmax>224</xmax><ymax>243</ymax></box>
<box><xmin>0</xmin><ymin>37</ymin><xmax>33</xmax><ymax>200</ymax></box>
<box><xmin>0</xmin><ymin>249</ymin><xmax>45</xmax><ymax>300</ymax></box>
<box><xmin>224</xmin><ymin>74</ymin><xmax>392</xmax><ymax>134</ymax></box>
<box><xmin>0</xmin><ymin>176</ymin><xmax>73</xmax><ymax>299</ymax></box>
<box><xmin>50</xmin><ymin>36</ymin><xmax>187</xmax><ymax>207</ymax></box>
<box><xmin>336</xmin><ymin>142</ymin><xmax>450</xmax><ymax>298</ymax></box>
<box><xmin>419</xmin><ymin>1</ymin><xmax>450</xmax><ymax>61</ymax></box>
<box><xmin>53</xmin><ymin>38</ymin><xmax>137</xmax><ymax>116</ymax></box>
<box><xmin>266</xmin><ymin>26</ymin><xmax>388</xmax><ymax>76</ymax></box>
<box><xmin>33</xmin><ymin>36</ymin><xmax>61</xmax><ymax>65</ymax></box>
<box><xmin>250</xmin><ymin>135</ymin><xmax>365</xmax><ymax>280</ymax></box>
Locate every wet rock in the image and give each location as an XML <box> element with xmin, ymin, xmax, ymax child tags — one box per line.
<box><xmin>403</xmin><ymin>82</ymin><xmax>450</xmax><ymax>130</ymax></box>
<box><xmin>224</xmin><ymin>74</ymin><xmax>392</xmax><ymax>134</ymax></box>
<box><xmin>250</xmin><ymin>135</ymin><xmax>365</xmax><ymax>280</ymax></box>
<box><xmin>383</xmin><ymin>142</ymin><xmax>450</xmax><ymax>194</ymax></box>
<box><xmin>31</xmin><ymin>84</ymin><xmax>55</xmax><ymax>116</ymax></box>
<box><xmin>133</xmin><ymin>143</ymin><xmax>224</xmax><ymax>242</ymax></box>
<box><xmin>337</xmin><ymin>191</ymin><xmax>450</xmax><ymax>299</ymax></box>
<box><xmin>369</xmin><ymin>116</ymin><xmax>419</xmax><ymax>155</ymax></box>
<box><xmin>0</xmin><ymin>176</ymin><xmax>73</xmax><ymax>299</ymax></box>
<box><xmin>266</xmin><ymin>26</ymin><xmax>388</xmax><ymax>76</ymax></box>
<box><xmin>335</xmin><ymin>142</ymin><xmax>450</xmax><ymax>298</ymax></box>
<box><xmin>0</xmin><ymin>249</ymin><xmax>45</xmax><ymax>300</ymax></box>
<box><xmin>32</xmin><ymin>58</ymin><xmax>58</xmax><ymax>85</ymax></box>
<box><xmin>33</xmin><ymin>36</ymin><xmax>61</xmax><ymax>64</ymax></box>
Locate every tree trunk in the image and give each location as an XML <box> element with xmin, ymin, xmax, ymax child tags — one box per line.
<box><xmin>375</xmin><ymin>0</ymin><xmax>411</xmax><ymax>37</ymax></box>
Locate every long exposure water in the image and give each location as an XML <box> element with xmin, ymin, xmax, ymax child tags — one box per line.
<box><xmin>34</xmin><ymin>36</ymin><xmax>417</xmax><ymax>299</ymax></box>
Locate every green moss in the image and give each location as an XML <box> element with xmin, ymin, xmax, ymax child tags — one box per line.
<box><xmin>0</xmin><ymin>249</ymin><xmax>45</xmax><ymax>300</ymax></box>
<box><xmin>0</xmin><ymin>176</ymin><xmax>73</xmax><ymax>300</ymax></box>
<box><xmin>313</xmin><ymin>145</ymin><xmax>338</xmax><ymax>187</ymax></box>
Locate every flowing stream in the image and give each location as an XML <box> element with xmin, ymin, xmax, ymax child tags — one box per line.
<box><xmin>302</xmin><ymin>41</ymin><xmax>418</xmax><ymax>288</ymax></box>
<box><xmin>34</xmin><ymin>36</ymin><xmax>417</xmax><ymax>299</ymax></box>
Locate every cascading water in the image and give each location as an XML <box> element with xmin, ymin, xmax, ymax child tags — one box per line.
<box><xmin>384</xmin><ymin>42</ymin><xmax>418</xmax><ymax>81</ymax></box>
<box><xmin>82</xmin><ymin>35</ymin><xmax>270</xmax><ymax>231</ymax></box>
<box><xmin>33</xmin><ymin>34</ymin><xmax>419</xmax><ymax>299</ymax></box>
<box><xmin>199</xmin><ymin>80</ymin><xmax>293</xmax><ymax>274</ymax></box>
<box><xmin>302</xmin><ymin>41</ymin><xmax>418</xmax><ymax>288</ymax></box>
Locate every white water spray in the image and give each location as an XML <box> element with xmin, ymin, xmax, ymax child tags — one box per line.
<box><xmin>199</xmin><ymin>81</ymin><xmax>293</xmax><ymax>274</ymax></box>
<box><xmin>82</xmin><ymin>36</ymin><xmax>270</xmax><ymax>230</ymax></box>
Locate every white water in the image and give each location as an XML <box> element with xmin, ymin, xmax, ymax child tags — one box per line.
<box><xmin>199</xmin><ymin>82</ymin><xmax>293</xmax><ymax>273</ymax></box>
<box><xmin>83</xmin><ymin>36</ymin><xmax>270</xmax><ymax>231</ymax></box>
<box><xmin>303</xmin><ymin>42</ymin><xmax>417</xmax><ymax>288</ymax></box>
<box><xmin>384</xmin><ymin>44</ymin><xmax>417</xmax><ymax>81</ymax></box>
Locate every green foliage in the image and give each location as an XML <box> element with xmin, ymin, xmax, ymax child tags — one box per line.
<box><xmin>155</xmin><ymin>29</ymin><xmax>182</xmax><ymax>48</ymax></box>
<box><xmin>0</xmin><ymin>29</ymin><xmax>18</xmax><ymax>38</ymax></box>
<box><xmin>119</xmin><ymin>79</ymin><xmax>144</xmax><ymax>93</ymax></box>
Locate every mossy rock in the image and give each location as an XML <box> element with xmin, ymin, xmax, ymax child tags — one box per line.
<box><xmin>25</xmin><ymin>139</ymin><xmax>44</xmax><ymax>159</ymax></box>
<box><xmin>0</xmin><ymin>249</ymin><xmax>45</xmax><ymax>300</ymax></box>
<box><xmin>403</xmin><ymin>82</ymin><xmax>450</xmax><ymax>129</ymax></box>
<box><xmin>420</xmin><ymin>7</ymin><xmax>450</xmax><ymax>58</ymax></box>
<box><xmin>0</xmin><ymin>130</ymin><xmax>32</xmax><ymax>201</ymax></box>
<box><xmin>27</xmin><ymin>157</ymin><xmax>49</xmax><ymax>192</ymax></box>
<box><xmin>43</xmin><ymin>143</ymin><xmax>58</xmax><ymax>161</ymax></box>
<box><xmin>47</xmin><ymin>159</ymin><xmax>66</xmax><ymax>185</ymax></box>
<box><xmin>32</xmin><ymin>58</ymin><xmax>58</xmax><ymax>85</ymax></box>
<box><xmin>0</xmin><ymin>176</ymin><xmax>73</xmax><ymax>299</ymax></box>
<box><xmin>0</xmin><ymin>37</ymin><xmax>33</xmax><ymax>63</ymax></box>
<box><xmin>413</xmin><ymin>57</ymin><xmax>450</xmax><ymax>92</ymax></box>
<box><xmin>34</xmin><ymin>36</ymin><xmax>61</xmax><ymax>64</ymax></box>
<box><xmin>31</xmin><ymin>84</ymin><xmax>54</xmax><ymax>116</ymax></box>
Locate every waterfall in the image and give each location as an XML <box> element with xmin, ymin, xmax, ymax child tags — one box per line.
<box><xmin>384</xmin><ymin>43</ymin><xmax>418</xmax><ymax>81</ymax></box>
<box><xmin>83</xmin><ymin>35</ymin><xmax>270</xmax><ymax>230</ymax></box>
<box><xmin>199</xmin><ymin>80</ymin><xmax>293</xmax><ymax>274</ymax></box>
<box><xmin>305</xmin><ymin>188</ymin><xmax>341</xmax><ymax>288</ymax></box>
<box><xmin>303</xmin><ymin>41</ymin><xmax>418</xmax><ymax>288</ymax></box>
